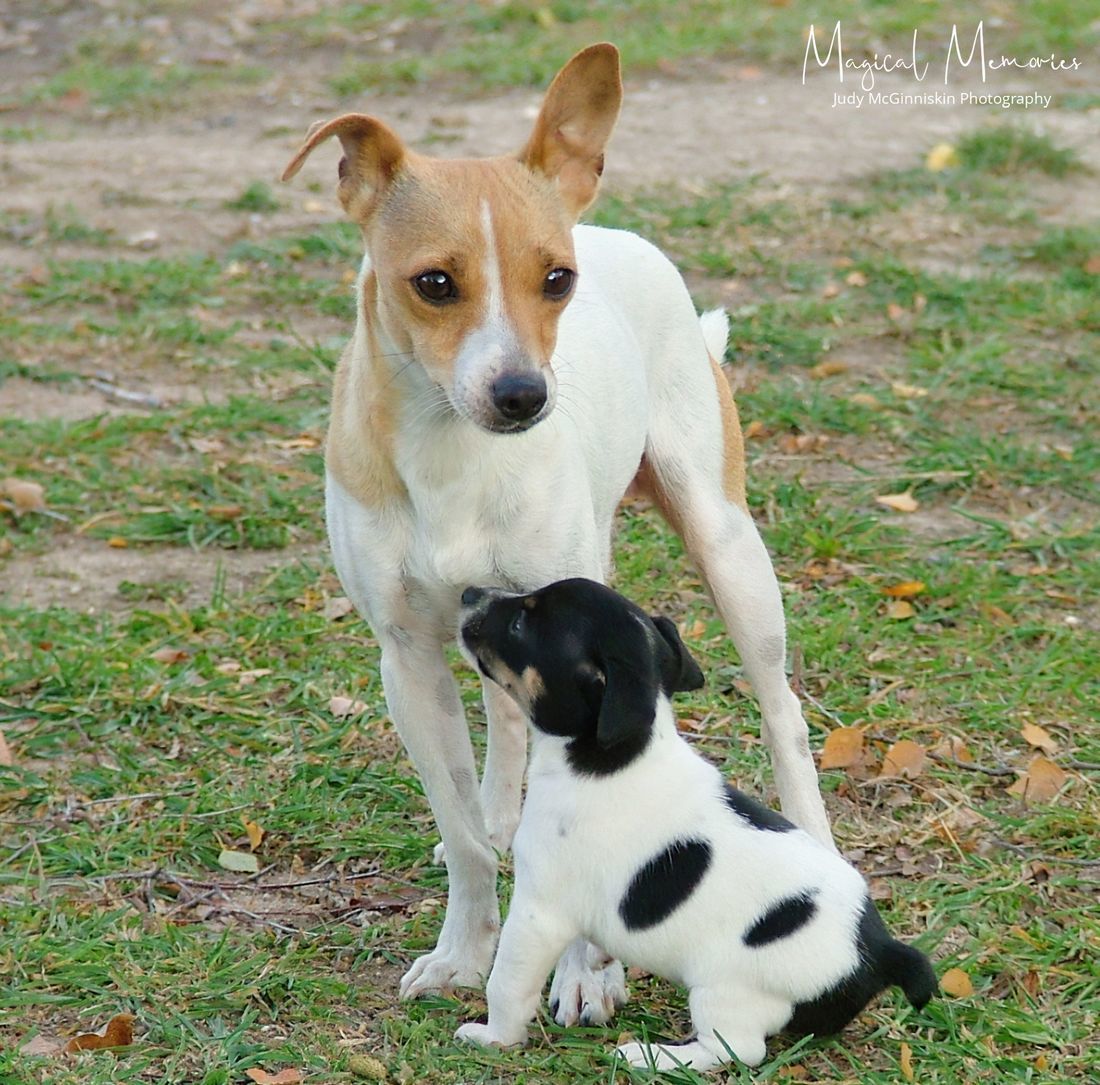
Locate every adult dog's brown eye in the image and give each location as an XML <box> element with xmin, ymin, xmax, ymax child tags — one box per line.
<box><xmin>413</xmin><ymin>270</ymin><xmax>458</xmax><ymax>303</ymax></box>
<box><xmin>543</xmin><ymin>267</ymin><xmax>575</xmax><ymax>299</ymax></box>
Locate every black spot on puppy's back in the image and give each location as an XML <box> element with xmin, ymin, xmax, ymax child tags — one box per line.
<box><xmin>743</xmin><ymin>891</ymin><xmax>818</xmax><ymax>947</ymax></box>
<box><xmin>620</xmin><ymin>838</ymin><xmax>712</xmax><ymax>931</ymax></box>
<box><xmin>723</xmin><ymin>783</ymin><xmax>796</xmax><ymax>832</ymax></box>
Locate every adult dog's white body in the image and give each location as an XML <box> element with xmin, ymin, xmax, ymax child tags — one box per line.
<box><xmin>285</xmin><ymin>43</ymin><xmax>833</xmax><ymax>1019</ymax></box>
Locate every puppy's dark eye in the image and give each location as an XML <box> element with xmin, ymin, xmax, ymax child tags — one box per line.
<box><xmin>543</xmin><ymin>267</ymin><xmax>575</xmax><ymax>300</ymax></box>
<box><xmin>413</xmin><ymin>270</ymin><xmax>458</xmax><ymax>304</ymax></box>
<box><xmin>509</xmin><ymin>612</ymin><xmax>525</xmax><ymax>637</ymax></box>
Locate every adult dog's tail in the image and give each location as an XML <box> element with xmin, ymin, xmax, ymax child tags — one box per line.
<box><xmin>699</xmin><ymin>308</ymin><xmax>729</xmax><ymax>361</ymax></box>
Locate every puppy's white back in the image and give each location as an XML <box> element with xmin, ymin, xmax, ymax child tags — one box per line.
<box><xmin>519</xmin><ymin>698</ymin><xmax>866</xmax><ymax>998</ymax></box>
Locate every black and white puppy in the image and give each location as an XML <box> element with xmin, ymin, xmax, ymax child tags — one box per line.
<box><xmin>454</xmin><ymin>578</ymin><xmax>936</xmax><ymax>1071</ymax></box>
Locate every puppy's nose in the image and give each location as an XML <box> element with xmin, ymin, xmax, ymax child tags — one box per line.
<box><xmin>491</xmin><ymin>373</ymin><xmax>547</xmax><ymax>422</ymax></box>
<box><xmin>461</xmin><ymin>586</ymin><xmax>486</xmax><ymax>607</ymax></box>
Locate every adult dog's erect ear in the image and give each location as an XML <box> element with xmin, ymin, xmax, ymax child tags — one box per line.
<box><xmin>594</xmin><ymin>617</ymin><xmax>659</xmax><ymax>750</ymax></box>
<box><xmin>280</xmin><ymin>114</ymin><xmax>406</xmax><ymax>222</ymax></box>
<box><xmin>519</xmin><ymin>43</ymin><xmax>622</xmax><ymax>219</ymax></box>
<box><xmin>652</xmin><ymin>615</ymin><xmax>705</xmax><ymax>694</ymax></box>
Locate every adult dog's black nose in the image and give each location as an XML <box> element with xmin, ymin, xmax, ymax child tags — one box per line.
<box><xmin>461</xmin><ymin>586</ymin><xmax>486</xmax><ymax>607</ymax></box>
<box><xmin>491</xmin><ymin>373</ymin><xmax>547</xmax><ymax>422</ymax></box>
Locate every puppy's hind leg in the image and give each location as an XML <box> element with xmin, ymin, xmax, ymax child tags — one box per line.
<box><xmin>616</xmin><ymin>985</ymin><xmax>783</xmax><ymax>1070</ymax></box>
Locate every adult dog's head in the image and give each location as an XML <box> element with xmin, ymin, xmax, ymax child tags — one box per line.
<box><xmin>459</xmin><ymin>578</ymin><xmax>703</xmax><ymax>774</ymax></box>
<box><xmin>281</xmin><ymin>45</ymin><xmax>622</xmax><ymax>434</ymax></box>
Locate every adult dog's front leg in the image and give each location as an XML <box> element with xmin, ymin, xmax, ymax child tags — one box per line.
<box><xmin>479</xmin><ymin>680</ymin><xmax>527</xmax><ymax>855</ymax></box>
<box><xmin>380</xmin><ymin>638</ymin><xmax>500</xmax><ymax>997</ymax></box>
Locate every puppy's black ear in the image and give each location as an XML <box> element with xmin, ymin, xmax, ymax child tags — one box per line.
<box><xmin>652</xmin><ymin>615</ymin><xmax>705</xmax><ymax>693</ymax></box>
<box><xmin>594</xmin><ymin>621</ymin><xmax>659</xmax><ymax>750</ymax></box>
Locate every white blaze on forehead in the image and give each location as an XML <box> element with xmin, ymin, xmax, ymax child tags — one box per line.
<box><xmin>479</xmin><ymin>198</ymin><xmax>505</xmax><ymax>328</ymax></box>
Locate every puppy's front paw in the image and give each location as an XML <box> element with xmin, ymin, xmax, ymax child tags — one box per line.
<box><xmin>454</xmin><ymin>1022</ymin><xmax>525</xmax><ymax>1049</ymax></box>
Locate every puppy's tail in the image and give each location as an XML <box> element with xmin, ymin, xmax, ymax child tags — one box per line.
<box><xmin>883</xmin><ymin>939</ymin><xmax>938</xmax><ymax>1010</ymax></box>
<box><xmin>699</xmin><ymin>308</ymin><xmax>729</xmax><ymax>362</ymax></box>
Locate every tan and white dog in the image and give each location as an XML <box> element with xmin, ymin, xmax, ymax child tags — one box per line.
<box><xmin>281</xmin><ymin>43</ymin><xmax>834</xmax><ymax>1024</ymax></box>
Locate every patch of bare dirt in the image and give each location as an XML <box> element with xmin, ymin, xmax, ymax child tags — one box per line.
<box><xmin>1</xmin><ymin>536</ymin><xmax>324</xmax><ymax>613</ymax></box>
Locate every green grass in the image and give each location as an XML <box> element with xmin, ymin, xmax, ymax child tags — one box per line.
<box><xmin>225</xmin><ymin>183</ymin><xmax>282</xmax><ymax>215</ymax></box>
<box><xmin>956</xmin><ymin>126</ymin><xmax>1085</xmax><ymax>178</ymax></box>
<box><xmin>2</xmin><ymin>107</ymin><xmax>1098</xmax><ymax>1085</ymax></box>
<box><xmin>297</xmin><ymin>0</ymin><xmax>1099</xmax><ymax>93</ymax></box>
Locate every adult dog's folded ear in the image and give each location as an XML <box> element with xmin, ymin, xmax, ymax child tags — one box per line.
<box><xmin>652</xmin><ymin>615</ymin><xmax>705</xmax><ymax>694</ymax></box>
<box><xmin>280</xmin><ymin>114</ymin><xmax>406</xmax><ymax>222</ymax></box>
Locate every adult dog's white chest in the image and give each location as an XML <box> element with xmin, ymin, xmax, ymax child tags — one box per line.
<box><xmin>394</xmin><ymin>413</ymin><xmax>583</xmax><ymax>594</ymax></box>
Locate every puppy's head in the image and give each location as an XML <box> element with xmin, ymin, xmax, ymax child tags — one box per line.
<box><xmin>280</xmin><ymin>44</ymin><xmax>622</xmax><ymax>435</ymax></box>
<box><xmin>459</xmin><ymin>579</ymin><xmax>703</xmax><ymax>772</ymax></box>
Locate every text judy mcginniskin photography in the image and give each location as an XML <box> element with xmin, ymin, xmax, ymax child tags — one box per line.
<box><xmin>803</xmin><ymin>20</ymin><xmax>1081</xmax><ymax>109</ymax></box>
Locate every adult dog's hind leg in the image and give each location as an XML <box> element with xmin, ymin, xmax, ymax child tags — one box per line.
<box><xmin>638</xmin><ymin>356</ymin><xmax>835</xmax><ymax>849</ymax></box>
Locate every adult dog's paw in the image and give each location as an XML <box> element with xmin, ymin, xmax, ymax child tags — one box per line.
<box><xmin>399</xmin><ymin>946</ymin><xmax>490</xmax><ymax>1000</ymax></box>
<box><xmin>549</xmin><ymin>941</ymin><xmax>628</xmax><ymax>1026</ymax></box>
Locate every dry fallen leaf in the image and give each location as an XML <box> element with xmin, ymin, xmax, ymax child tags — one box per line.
<box><xmin>821</xmin><ymin>281</ymin><xmax>841</xmax><ymax>299</ymax></box>
<box><xmin>875</xmin><ymin>491</ymin><xmax>920</xmax><ymax>513</ymax></box>
<box><xmin>218</xmin><ymin>848</ymin><xmax>260</xmax><ymax>874</ymax></box>
<box><xmin>743</xmin><ymin>419</ymin><xmax>769</xmax><ymax>439</ymax></box>
<box><xmin>2</xmin><ymin>477</ymin><xmax>46</xmax><ymax>514</ymax></box>
<box><xmin>778</xmin><ymin>433</ymin><xmax>829</xmax><ymax>454</ymax></box>
<box><xmin>932</xmin><ymin>735</ymin><xmax>973</xmax><ymax>763</ymax></box>
<box><xmin>1084</xmin><ymin>254</ymin><xmax>1100</xmax><ymax>275</ymax></box>
<box><xmin>1007</xmin><ymin>756</ymin><xmax>1068</xmax><ymax>803</ymax></box>
<box><xmin>884</xmin><ymin>580</ymin><xmax>926</xmax><ymax>599</ymax></box>
<box><xmin>885</xmin><ymin>599</ymin><xmax>915</xmax><ymax>620</ymax></box>
<box><xmin>322</xmin><ymin>596</ymin><xmax>355</xmax><ymax>621</ymax></box>
<box><xmin>779</xmin><ymin>1066</ymin><xmax>808</xmax><ymax>1081</ymax></box>
<box><xmin>845</xmin><ymin>269</ymin><xmax>868</xmax><ymax>287</ymax></box>
<box><xmin>151</xmin><ymin>646</ymin><xmax>188</xmax><ymax>664</ymax></box>
<box><xmin>329</xmin><ymin>695</ymin><xmax>368</xmax><ymax>719</ymax></box>
<box><xmin>245</xmin><ymin>1070</ymin><xmax>303</xmax><ymax>1085</ymax></box>
<box><xmin>899</xmin><ymin>1040</ymin><xmax>915</xmax><ymax>1081</ymax></box>
<box><xmin>243</xmin><ymin>818</ymin><xmax>265</xmax><ymax>852</ymax></box>
<box><xmin>925</xmin><ymin>142</ymin><xmax>959</xmax><ymax>171</ymax></box>
<box><xmin>819</xmin><ymin>727</ymin><xmax>864</xmax><ymax>770</ymax></box>
<box><xmin>879</xmin><ymin>739</ymin><xmax>927</xmax><ymax>779</ymax></box>
<box><xmin>64</xmin><ymin>1013</ymin><xmax>136</xmax><ymax>1053</ymax></box>
<box><xmin>1020</xmin><ymin>722</ymin><xmax>1058</xmax><ymax>755</ymax></box>
<box><xmin>886</xmin><ymin>302</ymin><xmax>907</xmax><ymax>322</ymax></box>
<box><xmin>809</xmin><ymin>359</ymin><xmax>849</xmax><ymax>379</ymax></box>
<box><xmin>20</xmin><ymin>1035</ymin><xmax>63</xmax><ymax>1057</ymax></box>
<box><xmin>890</xmin><ymin>381</ymin><xmax>929</xmax><ymax>399</ymax></box>
<box><xmin>940</xmin><ymin>967</ymin><xmax>974</xmax><ymax>997</ymax></box>
<box><xmin>0</xmin><ymin>727</ymin><xmax>12</xmax><ymax>768</ymax></box>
